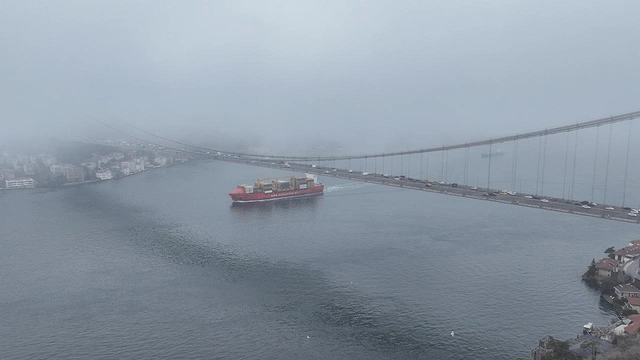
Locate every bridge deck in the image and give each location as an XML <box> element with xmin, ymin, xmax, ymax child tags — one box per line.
<box><xmin>220</xmin><ymin>157</ymin><xmax>640</xmax><ymax>225</ymax></box>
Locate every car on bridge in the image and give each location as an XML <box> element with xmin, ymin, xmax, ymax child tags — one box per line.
<box><xmin>541</xmin><ymin>199</ymin><xmax>549</xmax><ymax>203</ymax></box>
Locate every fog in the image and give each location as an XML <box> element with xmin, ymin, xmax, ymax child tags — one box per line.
<box><xmin>1</xmin><ymin>0</ymin><xmax>639</xmax><ymax>154</ymax></box>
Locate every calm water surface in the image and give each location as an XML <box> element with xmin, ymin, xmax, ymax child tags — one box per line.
<box><xmin>1</xmin><ymin>160</ymin><xmax>638</xmax><ymax>359</ymax></box>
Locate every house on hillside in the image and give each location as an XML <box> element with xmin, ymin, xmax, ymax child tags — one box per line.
<box><xmin>626</xmin><ymin>297</ymin><xmax>640</xmax><ymax>313</ymax></box>
<box><xmin>614</xmin><ymin>284</ymin><xmax>640</xmax><ymax>298</ymax></box>
<box><xmin>566</xmin><ymin>334</ymin><xmax>615</xmax><ymax>359</ymax></box>
<box><xmin>611</xmin><ymin>246</ymin><xmax>640</xmax><ymax>263</ymax></box>
<box><xmin>624</xmin><ymin>314</ymin><xmax>640</xmax><ymax>335</ymax></box>
<box><xmin>595</xmin><ymin>258</ymin><xmax>620</xmax><ymax>278</ymax></box>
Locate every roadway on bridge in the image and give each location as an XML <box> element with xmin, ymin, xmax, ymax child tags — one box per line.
<box><xmin>219</xmin><ymin>155</ymin><xmax>640</xmax><ymax>225</ymax></box>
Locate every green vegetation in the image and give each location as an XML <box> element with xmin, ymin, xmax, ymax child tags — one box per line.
<box><xmin>601</xmin><ymin>336</ymin><xmax>640</xmax><ymax>360</ymax></box>
<box><xmin>548</xmin><ymin>341</ymin><xmax>569</xmax><ymax>360</ymax></box>
<box><xmin>587</xmin><ymin>258</ymin><xmax>597</xmax><ymax>277</ymax></box>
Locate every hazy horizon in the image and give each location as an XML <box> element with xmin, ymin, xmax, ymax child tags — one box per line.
<box><xmin>1</xmin><ymin>1</ymin><xmax>639</xmax><ymax>154</ymax></box>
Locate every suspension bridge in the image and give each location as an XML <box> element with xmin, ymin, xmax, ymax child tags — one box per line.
<box><xmin>69</xmin><ymin>110</ymin><xmax>640</xmax><ymax>223</ymax></box>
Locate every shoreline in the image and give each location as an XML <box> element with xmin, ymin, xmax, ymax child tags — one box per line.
<box><xmin>0</xmin><ymin>161</ymin><xmax>192</xmax><ymax>191</ymax></box>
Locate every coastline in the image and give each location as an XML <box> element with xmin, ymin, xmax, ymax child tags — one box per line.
<box><xmin>0</xmin><ymin>161</ymin><xmax>191</xmax><ymax>191</ymax></box>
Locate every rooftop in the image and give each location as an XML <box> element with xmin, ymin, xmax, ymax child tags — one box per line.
<box><xmin>615</xmin><ymin>284</ymin><xmax>640</xmax><ymax>293</ymax></box>
<box><xmin>625</xmin><ymin>315</ymin><xmax>640</xmax><ymax>334</ymax></box>
<box><xmin>630</xmin><ymin>239</ymin><xmax>640</xmax><ymax>246</ymax></box>
<box><xmin>596</xmin><ymin>258</ymin><xmax>620</xmax><ymax>271</ymax></box>
<box><xmin>626</xmin><ymin>297</ymin><xmax>640</xmax><ymax>307</ymax></box>
<box><xmin>567</xmin><ymin>334</ymin><xmax>615</xmax><ymax>357</ymax></box>
<box><xmin>612</xmin><ymin>245</ymin><xmax>640</xmax><ymax>257</ymax></box>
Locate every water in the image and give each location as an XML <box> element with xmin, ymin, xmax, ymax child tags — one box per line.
<box><xmin>2</xmin><ymin>160</ymin><xmax>638</xmax><ymax>359</ymax></box>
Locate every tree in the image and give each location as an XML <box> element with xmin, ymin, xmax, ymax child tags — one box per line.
<box><xmin>580</xmin><ymin>339</ymin><xmax>598</xmax><ymax>360</ymax></box>
<box><xmin>549</xmin><ymin>341</ymin><xmax>570</xmax><ymax>360</ymax></box>
<box><xmin>587</xmin><ymin>258</ymin><xmax>597</xmax><ymax>277</ymax></box>
<box><xmin>600</xmin><ymin>338</ymin><xmax>640</xmax><ymax>359</ymax></box>
<box><xmin>605</xmin><ymin>246</ymin><xmax>616</xmax><ymax>254</ymax></box>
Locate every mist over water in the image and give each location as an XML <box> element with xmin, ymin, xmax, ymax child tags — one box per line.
<box><xmin>2</xmin><ymin>1</ymin><xmax>640</xmax><ymax>359</ymax></box>
<box><xmin>2</xmin><ymin>161</ymin><xmax>639</xmax><ymax>359</ymax></box>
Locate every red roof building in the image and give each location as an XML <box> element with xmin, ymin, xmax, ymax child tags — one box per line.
<box><xmin>595</xmin><ymin>258</ymin><xmax>620</xmax><ymax>277</ymax></box>
<box><xmin>612</xmin><ymin>245</ymin><xmax>640</xmax><ymax>263</ymax></box>
<box><xmin>596</xmin><ymin>258</ymin><xmax>619</xmax><ymax>271</ymax></box>
<box><xmin>626</xmin><ymin>297</ymin><xmax>640</xmax><ymax>307</ymax></box>
<box><xmin>625</xmin><ymin>314</ymin><xmax>640</xmax><ymax>334</ymax></box>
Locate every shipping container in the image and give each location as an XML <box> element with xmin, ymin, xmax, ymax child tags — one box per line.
<box><xmin>243</xmin><ymin>185</ymin><xmax>254</xmax><ymax>193</ymax></box>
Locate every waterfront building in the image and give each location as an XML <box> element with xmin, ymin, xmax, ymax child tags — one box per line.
<box><xmin>5</xmin><ymin>178</ymin><xmax>35</xmax><ymax>189</ymax></box>
<box><xmin>134</xmin><ymin>159</ymin><xmax>145</xmax><ymax>172</ymax></box>
<box><xmin>38</xmin><ymin>154</ymin><xmax>57</xmax><ymax>166</ymax></box>
<box><xmin>63</xmin><ymin>166</ymin><xmax>85</xmax><ymax>183</ymax></box>
<box><xmin>626</xmin><ymin>297</ymin><xmax>640</xmax><ymax>313</ymax></box>
<box><xmin>120</xmin><ymin>161</ymin><xmax>135</xmax><ymax>172</ymax></box>
<box><xmin>2</xmin><ymin>169</ymin><xmax>16</xmax><ymax>180</ymax></box>
<box><xmin>611</xmin><ymin>246</ymin><xmax>640</xmax><ymax>263</ymax></box>
<box><xmin>95</xmin><ymin>168</ymin><xmax>113</xmax><ymax>180</ymax></box>
<box><xmin>50</xmin><ymin>164</ymin><xmax>64</xmax><ymax>176</ymax></box>
<box><xmin>566</xmin><ymin>334</ymin><xmax>614</xmax><ymax>359</ymax></box>
<box><xmin>154</xmin><ymin>157</ymin><xmax>168</xmax><ymax>166</ymax></box>
<box><xmin>614</xmin><ymin>284</ymin><xmax>640</xmax><ymax>298</ymax></box>
<box><xmin>23</xmin><ymin>164</ymin><xmax>35</xmax><ymax>175</ymax></box>
<box><xmin>595</xmin><ymin>258</ymin><xmax>620</xmax><ymax>278</ymax></box>
<box><xmin>624</xmin><ymin>314</ymin><xmax>640</xmax><ymax>335</ymax></box>
<box><xmin>81</xmin><ymin>161</ymin><xmax>97</xmax><ymax>171</ymax></box>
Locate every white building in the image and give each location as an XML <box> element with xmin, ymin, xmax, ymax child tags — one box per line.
<box><xmin>134</xmin><ymin>159</ymin><xmax>145</xmax><ymax>172</ymax></box>
<box><xmin>120</xmin><ymin>161</ymin><xmax>135</xmax><ymax>172</ymax></box>
<box><xmin>154</xmin><ymin>157</ymin><xmax>168</xmax><ymax>166</ymax></box>
<box><xmin>38</xmin><ymin>155</ymin><xmax>57</xmax><ymax>166</ymax></box>
<box><xmin>95</xmin><ymin>168</ymin><xmax>113</xmax><ymax>180</ymax></box>
<box><xmin>109</xmin><ymin>153</ymin><xmax>124</xmax><ymax>161</ymax></box>
<box><xmin>2</xmin><ymin>169</ymin><xmax>16</xmax><ymax>180</ymax></box>
<box><xmin>612</xmin><ymin>246</ymin><xmax>640</xmax><ymax>263</ymax></box>
<box><xmin>614</xmin><ymin>284</ymin><xmax>640</xmax><ymax>298</ymax></box>
<box><xmin>23</xmin><ymin>164</ymin><xmax>35</xmax><ymax>175</ymax></box>
<box><xmin>81</xmin><ymin>161</ymin><xmax>97</xmax><ymax>171</ymax></box>
<box><xmin>63</xmin><ymin>166</ymin><xmax>85</xmax><ymax>183</ymax></box>
<box><xmin>5</xmin><ymin>178</ymin><xmax>35</xmax><ymax>189</ymax></box>
<box><xmin>50</xmin><ymin>164</ymin><xmax>64</xmax><ymax>176</ymax></box>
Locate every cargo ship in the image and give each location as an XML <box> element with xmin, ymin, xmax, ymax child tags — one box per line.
<box><xmin>229</xmin><ymin>174</ymin><xmax>324</xmax><ymax>203</ymax></box>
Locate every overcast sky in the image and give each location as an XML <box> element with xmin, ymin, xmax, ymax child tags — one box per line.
<box><xmin>1</xmin><ymin>0</ymin><xmax>639</xmax><ymax>153</ymax></box>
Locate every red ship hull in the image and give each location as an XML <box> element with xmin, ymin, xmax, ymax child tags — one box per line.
<box><xmin>229</xmin><ymin>184</ymin><xmax>324</xmax><ymax>203</ymax></box>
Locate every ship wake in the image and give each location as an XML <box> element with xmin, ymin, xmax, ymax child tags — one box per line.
<box><xmin>324</xmin><ymin>182</ymin><xmax>375</xmax><ymax>193</ymax></box>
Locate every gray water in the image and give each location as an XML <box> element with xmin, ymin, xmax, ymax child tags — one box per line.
<box><xmin>2</xmin><ymin>160</ymin><xmax>638</xmax><ymax>359</ymax></box>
